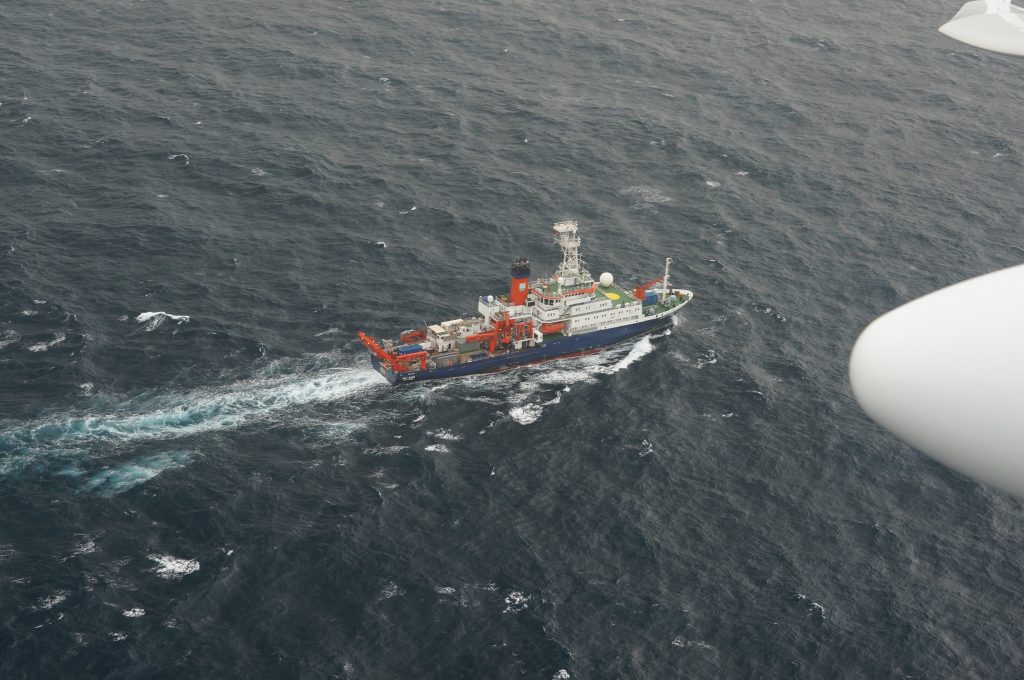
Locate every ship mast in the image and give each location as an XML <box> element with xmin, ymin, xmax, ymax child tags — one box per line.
<box><xmin>552</xmin><ymin>220</ymin><xmax>591</xmax><ymax>286</ymax></box>
<box><xmin>660</xmin><ymin>257</ymin><xmax>672</xmax><ymax>303</ymax></box>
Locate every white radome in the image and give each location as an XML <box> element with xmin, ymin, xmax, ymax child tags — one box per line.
<box><xmin>599</xmin><ymin>272</ymin><xmax>614</xmax><ymax>287</ymax></box>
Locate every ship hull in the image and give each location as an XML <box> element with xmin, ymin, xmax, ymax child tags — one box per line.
<box><xmin>370</xmin><ymin>315</ymin><xmax>673</xmax><ymax>384</ymax></box>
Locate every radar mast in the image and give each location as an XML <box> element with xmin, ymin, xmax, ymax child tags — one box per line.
<box><xmin>552</xmin><ymin>220</ymin><xmax>592</xmax><ymax>286</ymax></box>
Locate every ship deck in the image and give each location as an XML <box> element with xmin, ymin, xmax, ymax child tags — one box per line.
<box><xmin>532</xmin><ymin>280</ymin><xmax>635</xmax><ymax>306</ymax></box>
<box><xmin>595</xmin><ymin>283</ymin><xmax>636</xmax><ymax>306</ymax></box>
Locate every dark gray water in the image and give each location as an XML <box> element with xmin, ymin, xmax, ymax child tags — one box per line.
<box><xmin>2</xmin><ymin>0</ymin><xmax>1023</xmax><ymax>677</ymax></box>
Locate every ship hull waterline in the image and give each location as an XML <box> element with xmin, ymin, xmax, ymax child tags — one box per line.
<box><xmin>370</xmin><ymin>315</ymin><xmax>673</xmax><ymax>384</ymax></box>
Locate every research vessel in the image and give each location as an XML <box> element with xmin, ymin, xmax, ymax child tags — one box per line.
<box><xmin>358</xmin><ymin>220</ymin><xmax>692</xmax><ymax>384</ymax></box>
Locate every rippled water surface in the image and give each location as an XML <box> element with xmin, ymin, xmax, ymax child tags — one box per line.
<box><xmin>2</xmin><ymin>0</ymin><xmax>1023</xmax><ymax>677</ymax></box>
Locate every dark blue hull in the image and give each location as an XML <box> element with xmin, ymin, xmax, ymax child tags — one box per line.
<box><xmin>370</xmin><ymin>316</ymin><xmax>672</xmax><ymax>384</ymax></box>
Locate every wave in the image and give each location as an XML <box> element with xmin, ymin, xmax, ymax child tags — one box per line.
<box><xmin>619</xmin><ymin>185</ymin><xmax>672</xmax><ymax>210</ymax></box>
<box><xmin>505</xmin><ymin>335</ymin><xmax>659</xmax><ymax>425</ymax></box>
<box><xmin>524</xmin><ymin>335</ymin><xmax>655</xmax><ymax>386</ymax></box>
<box><xmin>77</xmin><ymin>451</ymin><xmax>194</xmax><ymax>496</ymax></box>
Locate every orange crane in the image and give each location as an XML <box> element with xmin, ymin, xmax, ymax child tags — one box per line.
<box><xmin>357</xmin><ymin>331</ymin><xmax>428</xmax><ymax>372</ymax></box>
<box><xmin>466</xmin><ymin>312</ymin><xmax>524</xmax><ymax>353</ymax></box>
<box><xmin>633</xmin><ymin>276</ymin><xmax>663</xmax><ymax>300</ymax></box>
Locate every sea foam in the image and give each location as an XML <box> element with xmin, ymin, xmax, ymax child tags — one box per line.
<box><xmin>135</xmin><ymin>311</ymin><xmax>190</xmax><ymax>331</ymax></box>
<box><xmin>148</xmin><ymin>554</ymin><xmax>199</xmax><ymax>579</ymax></box>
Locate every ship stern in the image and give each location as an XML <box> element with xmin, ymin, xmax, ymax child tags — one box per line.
<box><xmin>368</xmin><ymin>355</ymin><xmax>401</xmax><ymax>385</ymax></box>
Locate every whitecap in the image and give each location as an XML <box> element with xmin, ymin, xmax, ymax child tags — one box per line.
<box><xmin>428</xmin><ymin>429</ymin><xmax>461</xmax><ymax>441</ymax></box>
<box><xmin>503</xmin><ymin>590</ymin><xmax>529</xmax><ymax>614</ymax></box>
<box><xmin>363</xmin><ymin>445</ymin><xmax>405</xmax><ymax>457</ymax></box>
<box><xmin>250</xmin><ymin>167</ymin><xmax>266</xmax><ymax>176</ymax></box>
<box><xmin>135</xmin><ymin>311</ymin><xmax>190</xmax><ymax>331</ymax></box>
<box><xmin>122</xmin><ymin>608</ymin><xmax>145</xmax><ymax>618</ymax></box>
<box><xmin>147</xmin><ymin>554</ymin><xmax>199</xmax><ymax>579</ymax></box>
<box><xmin>424</xmin><ymin>443</ymin><xmax>449</xmax><ymax>453</ymax></box>
<box><xmin>314</xmin><ymin>327</ymin><xmax>341</xmax><ymax>337</ymax></box>
<box><xmin>696</xmin><ymin>349</ymin><xmax>718</xmax><ymax>369</ymax></box>
<box><xmin>705</xmin><ymin>180</ymin><xmax>721</xmax><ymax>188</ymax></box>
<box><xmin>167</xmin><ymin>153</ymin><xmax>190</xmax><ymax>166</ymax></box>
<box><xmin>64</xmin><ymin>534</ymin><xmax>97</xmax><ymax>560</ymax></box>
<box><xmin>379</xmin><ymin>581</ymin><xmax>404</xmax><ymax>600</ymax></box>
<box><xmin>37</xmin><ymin>591</ymin><xmax>69</xmax><ymax>610</ymax></box>
<box><xmin>553</xmin><ymin>672</ymin><xmax>570</xmax><ymax>680</ymax></box>
<box><xmin>27</xmin><ymin>333</ymin><xmax>66</xmax><ymax>352</ymax></box>
<box><xmin>110</xmin><ymin>632</ymin><xmax>127</xmax><ymax>641</ymax></box>
<box><xmin>0</xmin><ymin>330</ymin><xmax>20</xmax><ymax>350</ymax></box>
<box><xmin>671</xmin><ymin>636</ymin><xmax>714</xmax><ymax>651</ymax></box>
<box><xmin>509</xmin><ymin>403</ymin><xmax>543</xmax><ymax>425</ymax></box>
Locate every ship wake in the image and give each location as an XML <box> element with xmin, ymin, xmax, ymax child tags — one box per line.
<box><xmin>0</xmin><ymin>356</ymin><xmax>388</xmax><ymax>479</ymax></box>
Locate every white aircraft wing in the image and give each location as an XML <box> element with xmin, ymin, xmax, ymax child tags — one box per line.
<box><xmin>939</xmin><ymin>0</ymin><xmax>1024</xmax><ymax>56</ymax></box>
<box><xmin>850</xmin><ymin>264</ymin><xmax>1024</xmax><ymax>497</ymax></box>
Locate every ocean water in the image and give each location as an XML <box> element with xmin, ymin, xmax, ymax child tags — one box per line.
<box><xmin>2</xmin><ymin>0</ymin><xmax>1023</xmax><ymax>677</ymax></box>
